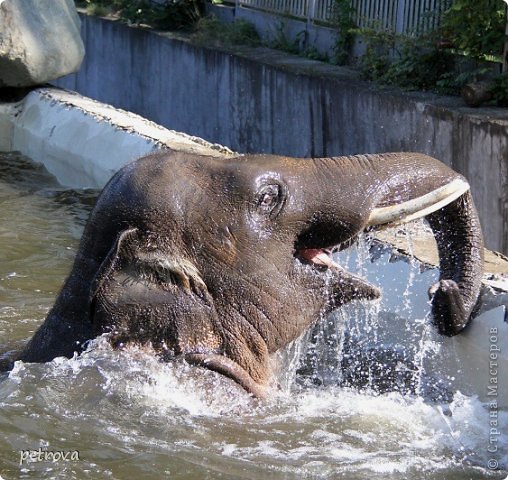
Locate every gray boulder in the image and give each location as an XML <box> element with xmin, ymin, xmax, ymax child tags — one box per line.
<box><xmin>0</xmin><ymin>0</ymin><xmax>85</xmax><ymax>87</ymax></box>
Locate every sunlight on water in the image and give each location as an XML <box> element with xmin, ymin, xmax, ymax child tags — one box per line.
<box><xmin>0</xmin><ymin>152</ymin><xmax>506</xmax><ymax>480</ymax></box>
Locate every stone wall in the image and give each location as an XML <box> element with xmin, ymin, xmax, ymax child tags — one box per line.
<box><xmin>55</xmin><ymin>13</ymin><xmax>508</xmax><ymax>254</ymax></box>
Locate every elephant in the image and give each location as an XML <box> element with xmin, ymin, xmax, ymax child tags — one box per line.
<box><xmin>18</xmin><ymin>151</ymin><xmax>484</xmax><ymax>397</ymax></box>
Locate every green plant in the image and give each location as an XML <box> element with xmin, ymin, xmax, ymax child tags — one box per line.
<box><xmin>302</xmin><ymin>46</ymin><xmax>329</xmax><ymax>62</ymax></box>
<box><xmin>381</xmin><ymin>35</ymin><xmax>457</xmax><ymax>91</ymax></box>
<box><xmin>76</xmin><ymin>0</ymin><xmax>112</xmax><ymax>16</ymax></box>
<box><xmin>356</xmin><ymin>0</ymin><xmax>505</xmax><ymax>95</ymax></box>
<box><xmin>492</xmin><ymin>74</ymin><xmax>508</xmax><ymax>106</ymax></box>
<box><xmin>270</xmin><ymin>22</ymin><xmax>304</xmax><ymax>54</ymax></box>
<box><xmin>440</xmin><ymin>0</ymin><xmax>507</xmax><ymax>61</ymax></box>
<box><xmin>87</xmin><ymin>3</ymin><xmax>110</xmax><ymax>16</ymax></box>
<box><xmin>330</xmin><ymin>0</ymin><xmax>357</xmax><ymax>64</ymax></box>
<box><xmin>77</xmin><ymin>0</ymin><xmax>205</xmax><ymax>30</ymax></box>
<box><xmin>354</xmin><ymin>27</ymin><xmax>395</xmax><ymax>80</ymax></box>
<box><xmin>436</xmin><ymin>63</ymin><xmax>493</xmax><ymax>94</ymax></box>
<box><xmin>191</xmin><ymin>16</ymin><xmax>260</xmax><ymax>47</ymax></box>
<box><xmin>145</xmin><ymin>0</ymin><xmax>205</xmax><ymax>30</ymax></box>
<box><xmin>116</xmin><ymin>0</ymin><xmax>150</xmax><ymax>24</ymax></box>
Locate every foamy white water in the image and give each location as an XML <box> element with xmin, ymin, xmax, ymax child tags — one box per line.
<box><xmin>2</xmin><ymin>336</ymin><xmax>506</xmax><ymax>479</ymax></box>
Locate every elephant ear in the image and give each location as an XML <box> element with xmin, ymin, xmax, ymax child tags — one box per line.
<box><xmin>88</xmin><ymin>228</ymin><xmax>138</xmax><ymax>322</ymax></box>
<box><xmin>89</xmin><ymin>228</ymin><xmax>226</xmax><ymax>360</ymax></box>
<box><xmin>89</xmin><ymin>227</ymin><xmax>211</xmax><ymax>309</ymax></box>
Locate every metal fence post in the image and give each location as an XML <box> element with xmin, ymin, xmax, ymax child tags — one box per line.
<box><xmin>395</xmin><ymin>0</ymin><xmax>406</xmax><ymax>34</ymax></box>
<box><xmin>308</xmin><ymin>0</ymin><xmax>316</xmax><ymax>28</ymax></box>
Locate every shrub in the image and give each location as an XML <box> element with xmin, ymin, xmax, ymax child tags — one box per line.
<box><xmin>191</xmin><ymin>16</ymin><xmax>261</xmax><ymax>47</ymax></box>
<box><xmin>76</xmin><ymin>0</ymin><xmax>205</xmax><ymax>30</ymax></box>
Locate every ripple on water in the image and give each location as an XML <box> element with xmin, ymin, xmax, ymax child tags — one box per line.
<box><xmin>0</xmin><ymin>152</ymin><xmax>98</xmax><ymax>346</ymax></box>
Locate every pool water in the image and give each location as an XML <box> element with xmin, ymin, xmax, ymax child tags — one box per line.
<box><xmin>0</xmin><ymin>152</ymin><xmax>506</xmax><ymax>479</ymax></box>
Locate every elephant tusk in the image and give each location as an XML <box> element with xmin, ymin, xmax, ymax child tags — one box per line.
<box><xmin>367</xmin><ymin>178</ymin><xmax>470</xmax><ymax>227</ymax></box>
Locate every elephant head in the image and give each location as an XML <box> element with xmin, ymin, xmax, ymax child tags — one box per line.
<box><xmin>19</xmin><ymin>151</ymin><xmax>484</xmax><ymax>397</ymax></box>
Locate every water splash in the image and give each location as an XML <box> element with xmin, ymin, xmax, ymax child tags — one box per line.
<box><xmin>281</xmin><ymin>224</ymin><xmax>464</xmax><ymax>401</ymax></box>
<box><xmin>4</xmin><ymin>343</ymin><xmax>506</xmax><ymax>479</ymax></box>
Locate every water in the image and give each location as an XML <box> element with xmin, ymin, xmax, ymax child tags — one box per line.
<box><xmin>0</xmin><ymin>152</ymin><xmax>506</xmax><ymax>479</ymax></box>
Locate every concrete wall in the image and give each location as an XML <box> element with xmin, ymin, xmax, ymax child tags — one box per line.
<box><xmin>54</xmin><ymin>13</ymin><xmax>508</xmax><ymax>254</ymax></box>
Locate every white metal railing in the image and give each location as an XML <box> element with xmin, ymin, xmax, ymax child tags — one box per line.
<box><xmin>232</xmin><ymin>0</ymin><xmax>451</xmax><ymax>35</ymax></box>
<box><xmin>352</xmin><ymin>0</ymin><xmax>451</xmax><ymax>34</ymax></box>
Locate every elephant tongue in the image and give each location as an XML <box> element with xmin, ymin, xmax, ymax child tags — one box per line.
<box><xmin>298</xmin><ymin>248</ymin><xmax>381</xmax><ymax>300</ymax></box>
<box><xmin>298</xmin><ymin>248</ymin><xmax>336</xmax><ymax>268</ymax></box>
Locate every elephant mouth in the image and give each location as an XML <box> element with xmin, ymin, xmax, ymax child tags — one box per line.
<box><xmin>293</xmin><ymin>176</ymin><xmax>473</xmax><ymax>302</ymax></box>
<box><xmin>294</xmin><ymin>244</ymin><xmax>382</xmax><ymax>303</ymax></box>
<box><xmin>296</xmin><ymin>177</ymin><xmax>471</xmax><ymax>270</ymax></box>
<box><xmin>296</xmin><ymin>248</ymin><xmax>339</xmax><ymax>269</ymax></box>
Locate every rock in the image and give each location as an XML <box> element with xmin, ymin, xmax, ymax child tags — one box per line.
<box><xmin>0</xmin><ymin>0</ymin><xmax>85</xmax><ymax>87</ymax></box>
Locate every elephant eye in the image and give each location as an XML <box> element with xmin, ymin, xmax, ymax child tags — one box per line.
<box><xmin>261</xmin><ymin>188</ymin><xmax>277</xmax><ymax>207</ymax></box>
<box><xmin>255</xmin><ymin>184</ymin><xmax>283</xmax><ymax>217</ymax></box>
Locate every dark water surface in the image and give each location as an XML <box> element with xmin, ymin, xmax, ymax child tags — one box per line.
<box><xmin>0</xmin><ymin>152</ymin><xmax>506</xmax><ymax>479</ymax></box>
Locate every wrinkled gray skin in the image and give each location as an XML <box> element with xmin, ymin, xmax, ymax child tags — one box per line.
<box><xmin>19</xmin><ymin>151</ymin><xmax>484</xmax><ymax>396</ymax></box>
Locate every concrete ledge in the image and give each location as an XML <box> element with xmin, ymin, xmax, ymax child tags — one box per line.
<box><xmin>1</xmin><ymin>87</ymin><xmax>233</xmax><ymax>188</ymax></box>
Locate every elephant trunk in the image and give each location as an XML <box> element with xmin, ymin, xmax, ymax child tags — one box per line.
<box><xmin>316</xmin><ymin>152</ymin><xmax>484</xmax><ymax>335</ymax></box>
<box><xmin>426</xmin><ymin>190</ymin><xmax>484</xmax><ymax>335</ymax></box>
